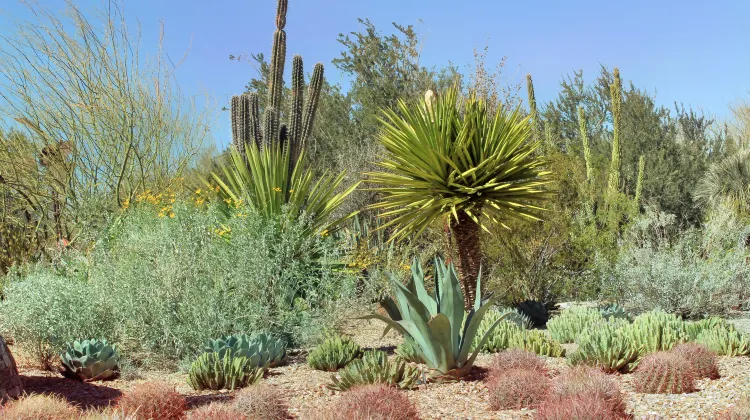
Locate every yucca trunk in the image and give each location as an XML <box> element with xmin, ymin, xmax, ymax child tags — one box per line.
<box><xmin>450</xmin><ymin>211</ymin><xmax>482</xmax><ymax>310</ymax></box>
<box><xmin>0</xmin><ymin>335</ymin><xmax>22</xmax><ymax>404</ymax></box>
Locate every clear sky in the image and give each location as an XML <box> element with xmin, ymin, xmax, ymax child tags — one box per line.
<box><xmin>1</xmin><ymin>0</ymin><xmax>748</xmax><ymax>149</ymax></box>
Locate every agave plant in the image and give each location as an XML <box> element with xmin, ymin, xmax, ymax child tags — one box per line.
<box><xmin>367</xmin><ymin>86</ymin><xmax>551</xmax><ymax>309</ymax></box>
<box><xmin>364</xmin><ymin>257</ymin><xmax>505</xmax><ymax>380</ymax></box>
<box><xmin>204</xmin><ymin>333</ymin><xmax>286</xmax><ymax>368</ymax></box>
<box><xmin>60</xmin><ymin>339</ymin><xmax>119</xmax><ymax>382</ymax></box>
<box><xmin>327</xmin><ymin>350</ymin><xmax>422</xmax><ymax>391</ymax></box>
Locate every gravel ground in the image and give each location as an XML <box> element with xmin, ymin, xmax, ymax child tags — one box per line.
<box><xmin>12</xmin><ymin>317</ymin><xmax>750</xmax><ymax>419</ymax></box>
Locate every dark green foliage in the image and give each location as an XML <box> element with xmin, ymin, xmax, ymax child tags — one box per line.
<box><xmin>307</xmin><ymin>335</ymin><xmax>362</xmax><ymax>372</ymax></box>
<box><xmin>327</xmin><ymin>350</ymin><xmax>422</xmax><ymax>391</ymax></box>
<box><xmin>60</xmin><ymin>339</ymin><xmax>120</xmax><ymax>381</ymax></box>
<box><xmin>187</xmin><ymin>352</ymin><xmax>265</xmax><ymax>391</ymax></box>
<box><xmin>515</xmin><ymin>300</ymin><xmax>550</xmax><ymax>327</ymax></box>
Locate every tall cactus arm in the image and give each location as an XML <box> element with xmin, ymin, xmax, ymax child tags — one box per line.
<box><xmin>607</xmin><ymin>67</ymin><xmax>622</xmax><ymax>195</ymax></box>
<box><xmin>231</xmin><ymin>95</ymin><xmax>250</xmax><ymax>158</ymax></box>
<box><xmin>289</xmin><ymin>55</ymin><xmax>305</xmax><ymax>165</ymax></box>
<box><xmin>300</xmin><ymin>63</ymin><xmax>324</xmax><ymax>145</ymax></box>
<box><xmin>263</xmin><ymin>107</ymin><xmax>280</xmax><ymax>151</ymax></box>
<box><xmin>248</xmin><ymin>93</ymin><xmax>262</xmax><ymax>149</ymax></box>
<box><xmin>267</xmin><ymin>0</ymin><xmax>288</xmax><ymax>111</ymax></box>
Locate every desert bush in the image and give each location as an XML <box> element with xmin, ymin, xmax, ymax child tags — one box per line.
<box><xmin>547</xmin><ymin>306</ymin><xmax>604</xmax><ymax>343</ymax></box>
<box><xmin>186</xmin><ymin>403</ymin><xmax>247</xmax><ymax>420</ymax></box>
<box><xmin>670</xmin><ymin>343</ymin><xmax>720</xmax><ymax>379</ymax></box>
<box><xmin>547</xmin><ymin>366</ymin><xmax>627</xmax><ymax>416</ymax></box>
<box><xmin>0</xmin><ymin>202</ymin><xmax>357</xmax><ymax>368</ymax></box>
<box><xmin>115</xmin><ymin>381</ymin><xmax>186</xmax><ymax>420</ymax></box>
<box><xmin>0</xmin><ymin>393</ymin><xmax>80</xmax><ymax>419</ymax></box>
<box><xmin>308</xmin><ymin>384</ymin><xmax>420</xmax><ymax>420</ymax></box>
<box><xmin>489</xmin><ymin>349</ymin><xmax>548</xmax><ymax>374</ymax></box>
<box><xmin>633</xmin><ymin>352</ymin><xmax>696</xmax><ymax>394</ymax></box>
<box><xmin>487</xmin><ymin>367</ymin><xmax>550</xmax><ymax>410</ymax></box>
<box><xmin>599</xmin><ymin>208</ymin><xmax>750</xmax><ymax>317</ymax></box>
<box><xmin>232</xmin><ymin>384</ymin><xmax>290</xmax><ymax>420</ymax></box>
<box><xmin>307</xmin><ymin>334</ymin><xmax>362</xmax><ymax>372</ymax></box>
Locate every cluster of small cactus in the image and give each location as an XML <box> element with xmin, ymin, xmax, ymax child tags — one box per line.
<box><xmin>230</xmin><ymin>0</ymin><xmax>324</xmax><ymax>182</ymax></box>
<box><xmin>475</xmin><ymin>319</ymin><xmax>523</xmax><ymax>353</ymax></box>
<box><xmin>328</xmin><ymin>349</ymin><xmax>422</xmax><ymax>391</ymax></box>
<box><xmin>568</xmin><ymin>321</ymin><xmax>639</xmax><ymax>374</ymax></box>
<box><xmin>187</xmin><ymin>351</ymin><xmax>265</xmax><ymax>391</ymax></box>
<box><xmin>696</xmin><ymin>325</ymin><xmax>750</xmax><ymax>356</ymax></box>
<box><xmin>509</xmin><ymin>329</ymin><xmax>566</xmax><ymax>357</ymax></box>
<box><xmin>536</xmin><ymin>366</ymin><xmax>627</xmax><ymax>419</ymax></box>
<box><xmin>623</xmin><ymin>310</ymin><xmax>686</xmax><ymax>354</ymax></box>
<box><xmin>681</xmin><ymin>317</ymin><xmax>730</xmax><ymax>341</ymax></box>
<box><xmin>307</xmin><ymin>334</ymin><xmax>362</xmax><ymax>371</ymax></box>
<box><xmin>633</xmin><ymin>352</ymin><xmax>697</xmax><ymax>394</ymax></box>
<box><xmin>204</xmin><ymin>333</ymin><xmax>287</xmax><ymax>367</ymax></box>
<box><xmin>547</xmin><ymin>306</ymin><xmax>604</xmax><ymax>343</ymax></box>
<box><xmin>487</xmin><ymin>350</ymin><xmax>550</xmax><ymax>410</ymax></box>
<box><xmin>60</xmin><ymin>339</ymin><xmax>120</xmax><ymax>382</ymax></box>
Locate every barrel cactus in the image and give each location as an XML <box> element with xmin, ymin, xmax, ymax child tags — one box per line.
<box><xmin>205</xmin><ymin>333</ymin><xmax>286</xmax><ymax>367</ymax></box>
<box><xmin>0</xmin><ymin>335</ymin><xmax>22</xmax><ymax>404</ymax></box>
<box><xmin>633</xmin><ymin>352</ymin><xmax>696</xmax><ymax>394</ymax></box>
<box><xmin>60</xmin><ymin>339</ymin><xmax>120</xmax><ymax>382</ymax></box>
<box><xmin>670</xmin><ymin>343</ymin><xmax>719</xmax><ymax>380</ymax></box>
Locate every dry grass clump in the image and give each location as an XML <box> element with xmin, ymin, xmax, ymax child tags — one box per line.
<box><xmin>0</xmin><ymin>394</ymin><xmax>80</xmax><ymax>420</ymax></box>
<box><xmin>186</xmin><ymin>403</ymin><xmax>248</xmax><ymax>420</ymax></box>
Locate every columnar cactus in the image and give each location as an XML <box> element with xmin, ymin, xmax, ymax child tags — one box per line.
<box><xmin>577</xmin><ymin>106</ymin><xmax>594</xmax><ymax>187</ymax></box>
<box><xmin>526</xmin><ymin>74</ymin><xmax>540</xmax><ymax>143</ymax></box>
<box><xmin>633</xmin><ymin>352</ymin><xmax>696</xmax><ymax>394</ymax></box>
<box><xmin>230</xmin><ymin>0</ymin><xmax>325</xmax><ymax>197</ymax></box>
<box><xmin>634</xmin><ymin>155</ymin><xmax>645</xmax><ymax>205</ymax></box>
<box><xmin>607</xmin><ymin>67</ymin><xmax>622</xmax><ymax>195</ymax></box>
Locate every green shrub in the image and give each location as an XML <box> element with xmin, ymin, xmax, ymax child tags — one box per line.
<box><xmin>0</xmin><ymin>202</ymin><xmax>357</xmax><ymax>369</ymax></box>
<box><xmin>509</xmin><ymin>330</ymin><xmax>565</xmax><ymax>357</ymax></box>
<box><xmin>307</xmin><ymin>335</ymin><xmax>362</xmax><ymax>371</ymax></box>
<box><xmin>187</xmin><ymin>351</ymin><xmax>265</xmax><ymax>391</ymax></box>
<box><xmin>547</xmin><ymin>306</ymin><xmax>603</xmax><ymax>343</ymax></box>
<box><xmin>696</xmin><ymin>326</ymin><xmax>750</xmax><ymax>356</ymax></box>
<box><xmin>328</xmin><ymin>350</ymin><xmax>422</xmax><ymax>391</ymax></box>
<box><xmin>568</xmin><ymin>322</ymin><xmax>638</xmax><ymax>373</ymax></box>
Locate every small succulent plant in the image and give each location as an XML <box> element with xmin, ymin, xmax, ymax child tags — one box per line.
<box><xmin>696</xmin><ymin>325</ymin><xmax>750</xmax><ymax>356</ymax></box>
<box><xmin>633</xmin><ymin>352</ymin><xmax>696</xmax><ymax>394</ymax></box>
<box><xmin>568</xmin><ymin>322</ymin><xmax>639</xmax><ymax>374</ymax></box>
<box><xmin>395</xmin><ymin>338</ymin><xmax>423</xmax><ymax>364</ymax></box>
<box><xmin>328</xmin><ymin>350</ymin><xmax>422</xmax><ymax>391</ymax></box>
<box><xmin>670</xmin><ymin>343</ymin><xmax>719</xmax><ymax>380</ymax></box>
<box><xmin>204</xmin><ymin>333</ymin><xmax>287</xmax><ymax>367</ymax></box>
<box><xmin>509</xmin><ymin>329</ymin><xmax>565</xmax><ymax>357</ymax></box>
<box><xmin>547</xmin><ymin>306</ymin><xmax>604</xmax><ymax>344</ymax></box>
<box><xmin>188</xmin><ymin>351</ymin><xmax>265</xmax><ymax>391</ymax></box>
<box><xmin>307</xmin><ymin>334</ymin><xmax>362</xmax><ymax>372</ymax></box>
<box><xmin>60</xmin><ymin>339</ymin><xmax>120</xmax><ymax>382</ymax></box>
<box><xmin>598</xmin><ymin>303</ymin><xmax>631</xmax><ymax>322</ymax></box>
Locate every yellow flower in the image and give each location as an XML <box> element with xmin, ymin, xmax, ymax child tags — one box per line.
<box><xmin>169</xmin><ymin>212</ymin><xmax>175</xmax><ymax>218</ymax></box>
<box><xmin>195</xmin><ymin>188</ymin><xmax>202</xmax><ymax>195</ymax></box>
<box><xmin>289</xmin><ymin>189</ymin><xmax>294</xmax><ymax>193</ymax></box>
<box><xmin>320</xmin><ymin>229</ymin><xmax>329</xmax><ymax>237</ymax></box>
<box><xmin>274</xmin><ymin>187</ymin><xmax>282</xmax><ymax>192</ymax></box>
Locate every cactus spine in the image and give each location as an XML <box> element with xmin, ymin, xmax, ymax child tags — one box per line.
<box><xmin>607</xmin><ymin>68</ymin><xmax>622</xmax><ymax>195</ymax></box>
<box><xmin>578</xmin><ymin>106</ymin><xmax>593</xmax><ymax>187</ymax></box>
<box><xmin>229</xmin><ymin>0</ymin><xmax>325</xmax><ymax>193</ymax></box>
<box><xmin>635</xmin><ymin>155</ymin><xmax>645</xmax><ymax>205</ymax></box>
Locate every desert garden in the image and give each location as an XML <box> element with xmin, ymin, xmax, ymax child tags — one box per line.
<box><xmin>2</xmin><ymin>0</ymin><xmax>750</xmax><ymax>419</ymax></box>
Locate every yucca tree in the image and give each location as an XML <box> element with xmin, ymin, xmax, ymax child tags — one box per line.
<box><xmin>367</xmin><ymin>87</ymin><xmax>552</xmax><ymax>309</ymax></box>
<box><xmin>695</xmin><ymin>149</ymin><xmax>750</xmax><ymax>214</ymax></box>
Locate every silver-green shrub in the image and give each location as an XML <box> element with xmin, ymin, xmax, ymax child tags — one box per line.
<box><xmin>599</xmin><ymin>207</ymin><xmax>750</xmax><ymax>317</ymax></box>
<box><xmin>0</xmin><ymin>201</ymin><xmax>357</xmax><ymax>369</ymax></box>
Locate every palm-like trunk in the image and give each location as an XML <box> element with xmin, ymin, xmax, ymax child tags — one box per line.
<box><xmin>0</xmin><ymin>335</ymin><xmax>22</xmax><ymax>404</ymax></box>
<box><xmin>450</xmin><ymin>210</ymin><xmax>483</xmax><ymax>310</ymax></box>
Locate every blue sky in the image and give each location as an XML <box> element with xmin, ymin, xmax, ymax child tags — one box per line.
<box><xmin>1</xmin><ymin>0</ymin><xmax>748</xmax><ymax>149</ymax></box>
